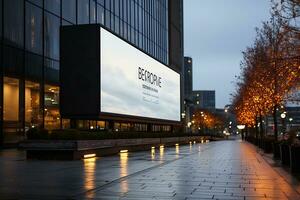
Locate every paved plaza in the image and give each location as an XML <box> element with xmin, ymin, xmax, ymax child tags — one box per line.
<box><xmin>1</xmin><ymin>140</ymin><xmax>300</xmax><ymax>199</ymax></box>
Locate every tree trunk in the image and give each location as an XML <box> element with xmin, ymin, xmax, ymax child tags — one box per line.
<box><xmin>255</xmin><ymin>116</ymin><xmax>259</xmax><ymax>145</ymax></box>
<box><xmin>273</xmin><ymin>105</ymin><xmax>278</xmax><ymax>141</ymax></box>
<box><xmin>259</xmin><ymin>114</ymin><xmax>264</xmax><ymax>139</ymax></box>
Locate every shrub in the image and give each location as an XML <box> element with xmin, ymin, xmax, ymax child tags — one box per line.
<box><xmin>26</xmin><ymin>128</ymin><xmax>49</xmax><ymax>140</ymax></box>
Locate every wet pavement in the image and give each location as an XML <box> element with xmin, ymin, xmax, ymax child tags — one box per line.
<box><xmin>1</xmin><ymin>140</ymin><xmax>300</xmax><ymax>200</ymax></box>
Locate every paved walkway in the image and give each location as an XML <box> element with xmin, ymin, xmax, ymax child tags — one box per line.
<box><xmin>1</xmin><ymin>140</ymin><xmax>300</xmax><ymax>199</ymax></box>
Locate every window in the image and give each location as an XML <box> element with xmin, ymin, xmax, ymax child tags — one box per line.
<box><xmin>25</xmin><ymin>3</ymin><xmax>43</xmax><ymax>54</ymax></box>
<box><xmin>45</xmin><ymin>0</ymin><xmax>60</xmax><ymax>16</ymax></box>
<box><xmin>25</xmin><ymin>81</ymin><xmax>41</xmax><ymax>129</ymax></box>
<box><xmin>25</xmin><ymin>52</ymin><xmax>43</xmax><ymax>81</ymax></box>
<box><xmin>0</xmin><ymin>0</ymin><xmax>2</xmax><ymax>38</ymax></box>
<box><xmin>3</xmin><ymin>77</ymin><xmax>19</xmax><ymax>122</ymax></box>
<box><xmin>44</xmin><ymin>13</ymin><xmax>60</xmax><ymax>60</ymax></box>
<box><xmin>78</xmin><ymin>0</ymin><xmax>89</xmax><ymax>24</ymax></box>
<box><xmin>115</xmin><ymin>16</ymin><xmax>120</xmax><ymax>34</ymax></box>
<box><xmin>90</xmin><ymin>0</ymin><xmax>96</xmax><ymax>23</ymax></box>
<box><xmin>114</xmin><ymin>0</ymin><xmax>119</xmax><ymax>16</ymax></box>
<box><xmin>4</xmin><ymin>0</ymin><xmax>24</xmax><ymax>47</ymax></box>
<box><xmin>62</xmin><ymin>0</ymin><xmax>76</xmax><ymax>23</ymax></box>
<box><xmin>44</xmin><ymin>85</ymin><xmax>60</xmax><ymax>130</ymax></box>
<box><xmin>97</xmin><ymin>4</ymin><xmax>104</xmax><ymax>24</ymax></box>
<box><xmin>105</xmin><ymin>9</ymin><xmax>111</xmax><ymax>28</ymax></box>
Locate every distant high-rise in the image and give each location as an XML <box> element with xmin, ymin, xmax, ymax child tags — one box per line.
<box><xmin>192</xmin><ymin>90</ymin><xmax>216</xmax><ymax>110</ymax></box>
<box><xmin>183</xmin><ymin>57</ymin><xmax>193</xmax><ymax>100</ymax></box>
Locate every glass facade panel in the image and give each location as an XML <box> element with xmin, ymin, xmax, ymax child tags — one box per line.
<box><xmin>3</xmin><ymin>0</ymin><xmax>24</xmax><ymax>48</ymax></box>
<box><xmin>25</xmin><ymin>81</ymin><xmax>41</xmax><ymax>129</ymax></box>
<box><xmin>44</xmin><ymin>12</ymin><xmax>60</xmax><ymax>60</ymax></box>
<box><xmin>90</xmin><ymin>0</ymin><xmax>96</xmax><ymax>23</ymax></box>
<box><xmin>62</xmin><ymin>0</ymin><xmax>76</xmax><ymax>23</ymax></box>
<box><xmin>78</xmin><ymin>0</ymin><xmax>89</xmax><ymax>24</ymax></box>
<box><xmin>45</xmin><ymin>0</ymin><xmax>60</xmax><ymax>16</ymax></box>
<box><xmin>44</xmin><ymin>85</ymin><xmax>60</xmax><ymax>130</ymax></box>
<box><xmin>3</xmin><ymin>77</ymin><xmax>19</xmax><ymax>122</ymax></box>
<box><xmin>97</xmin><ymin>4</ymin><xmax>104</xmax><ymax>24</ymax></box>
<box><xmin>25</xmin><ymin>3</ymin><xmax>43</xmax><ymax>55</ymax></box>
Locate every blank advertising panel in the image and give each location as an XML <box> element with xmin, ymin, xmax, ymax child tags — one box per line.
<box><xmin>100</xmin><ymin>28</ymin><xmax>181</xmax><ymax>122</ymax></box>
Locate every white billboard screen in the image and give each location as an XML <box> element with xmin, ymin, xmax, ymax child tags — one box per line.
<box><xmin>100</xmin><ymin>28</ymin><xmax>180</xmax><ymax>121</ymax></box>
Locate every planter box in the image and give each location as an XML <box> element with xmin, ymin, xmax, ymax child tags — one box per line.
<box><xmin>273</xmin><ymin>142</ymin><xmax>280</xmax><ymax>159</ymax></box>
<box><xmin>280</xmin><ymin>144</ymin><xmax>290</xmax><ymax>166</ymax></box>
<box><xmin>262</xmin><ymin>140</ymin><xmax>274</xmax><ymax>153</ymax></box>
<box><xmin>20</xmin><ymin>136</ymin><xmax>209</xmax><ymax>160</ymax></box>
<box><xmin>289</xmin><ymin>146</ymin><xmax>300</xmax><ymax>173</ymax></box>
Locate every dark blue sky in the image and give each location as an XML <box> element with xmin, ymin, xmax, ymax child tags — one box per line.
<box><xmin>184</xmin><ymin>0</ymin><xmax>271</xmax><ymax>108</ymax></box>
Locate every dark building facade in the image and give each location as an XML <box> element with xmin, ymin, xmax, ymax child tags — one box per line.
<box><xmin>182</xmin><ymin>56</ymin><xmax>193</xmax><ymax>131</ymax></box>
<box><xmin>192</xmin><ymin>90</ymin><xmax>216</xmax><ymax>110</ymax></box>
<box><xmin>183</xmin><ymin>57</ymin><xmax>192</xmax><ymax>100</ymax></box>
<box><xmin>0</xmin><ymin>0</ymin><xmax>184</xmax><ymax>145</ymax></box>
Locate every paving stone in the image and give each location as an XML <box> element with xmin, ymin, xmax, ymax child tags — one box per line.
<box><xmin>1</xmin><ymin>140</ymin><xmax>300</xmax><ymax>199</ymax></box>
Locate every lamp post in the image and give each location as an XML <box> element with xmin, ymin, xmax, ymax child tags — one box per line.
<box><xmin>289</xmin><ymin>117</ymin><xmax>293</xmax><ymax>131</ymax></box>
<box><xmin>237</xmin><ymin>125</ymin><xmax>246</xmax><ymax>140</ymax></box>
<box><xmin>280</xmin><ymin>113</ymin><xmax>286</xmax><ymax>134</ymax></box>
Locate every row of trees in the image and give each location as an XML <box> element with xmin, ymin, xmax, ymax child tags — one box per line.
<box><xmin>191</xmin><ymin>109</ymin><xmax>225</xmax><ymax>135</ymax></box>
<box><xmin>232</xmin><ymin>0</ymin><xmax>300</xmax><ymax>140</ymax></box>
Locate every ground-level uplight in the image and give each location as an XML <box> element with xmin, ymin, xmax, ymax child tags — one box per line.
<box><xmin>84</xmin><ymin>154</ymin><xmax>96</xmax><ymax>159</ymax></box>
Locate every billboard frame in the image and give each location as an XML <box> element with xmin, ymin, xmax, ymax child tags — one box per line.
<box><xmin>60</xmin><ymin>24</ymin><xmax>182</xmax><ymax>125</ymax></box>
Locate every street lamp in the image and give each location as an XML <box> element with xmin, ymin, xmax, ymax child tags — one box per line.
<box><xmin>181</xmin><ymin>113</ymin><xmax>186</xmax><ymax>119</ymax></box>
<box><xmin>237</xmin><ymin>125</ymin><xmax>245</xmax><ymax>130</ymax></box>
<box><xmin>237</xmin><ymin>125</ymin><xmax>246</xmax><ymax>140</ymax></box>
<box><xmin>280</xmin><ymin>113</ymin><xmax>286</xmax><ymax>133</ymax></box>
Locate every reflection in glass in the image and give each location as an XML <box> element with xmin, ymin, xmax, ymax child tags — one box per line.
<box><xmin>83</xmin><ymin>157</ymin><xmax>96</xmax><ymax>198</ymax></box>
<box><xmin>44</xmin><ymin>12</ymin><xmax>60</xmax><ymax>60</ymax></box>
<box><xmin>25</xmin><ymin>2</ymin><xmax>43</xmax><ymax>54</ymax></box>
<box><xmin>120</xmin><ymin>152</ymin><xmax>128</xmax><ymax>193</ymax></box>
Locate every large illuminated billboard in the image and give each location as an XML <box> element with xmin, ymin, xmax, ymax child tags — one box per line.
<box><xmin>100</xmin><ymin>28</ymin><xmax>180</xmax><ymax>121</ymax></box>
<box><xmin>60</xmin><ymin>24</ymin><xmax>180</xmax><ymax>123</ymax></box>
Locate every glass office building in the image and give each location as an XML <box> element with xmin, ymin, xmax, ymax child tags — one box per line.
<box><xmin>0</xmin><ymin>0</ymin><xmax>183</xmax><ymax>145</ymax></box>
<box><xmin>192</xmin><ymin>90</ymin><xmax>216</xmax><ymax>110</ymax></box>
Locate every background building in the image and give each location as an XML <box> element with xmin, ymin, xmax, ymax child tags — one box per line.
<box><xmin>0</xmin><ymin>0</ymin><xmax>183</xmax><ymax>145</ymax></box>
<box><xmin>192</xmin><ymin>90</ymin><xmax>216</xmax><ymax>110</ymax></box>
<box><xmin>182</xmin><ymin>56</ymin><xmax>193</xmax><ymax>131</ymax></box>
<box><xmin>183</xmin><ymin>57</ymin><xmax>193</xmax><ymax>99</ymax></box>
